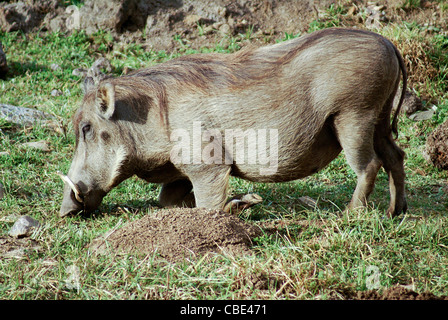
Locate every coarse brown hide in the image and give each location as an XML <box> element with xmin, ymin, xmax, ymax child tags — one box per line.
<box><xmin>59</xmin><ymin>28</ymin><xmax>407</xmax><ymax>218</ymax></box>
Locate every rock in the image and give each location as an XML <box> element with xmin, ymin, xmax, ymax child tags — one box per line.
<box><xmin>184</xmin><ymin>14</ymin><xmax>203</xmax><ymax>26</ymax></box>
<box><xmin>347</xmin><ymin>5</ymin><xmax>358</xmax><ymax>16</ymax></box>
<box><xmin>0</xmin><ymin>2</ymin><xmax>44</xmax><ymax>32</ymax></box>
<box><xmin>43</xmin><ymin>120</ymin><xmax>66</xmax><ymax>135</ymax></box>
<box><xmin>0</xmin><ymin>42</ymin><xmax>8</xmax><ymax>79</ymax></box>
<box><xmin>65</xmin><ymin>265</ymin><xmax>81</xmax><ymax>290</ymax></box>
<box><xmin>409</xmin><ymin>109</ymin><xmax>435</xmax><ymax>121</ymax></box>
<box><xmin>202</xmin><ymin>25</ymin><xmax>214</xmax><ymax>35</ymax></box>
<box><xmin>20</xmin><ymin>140</ymin><xmax>51</xmax><ymax>152</ymax></box>
<box><xmin>394</xmin><ymin>89</ymin><xmax>435</xmax><ymax>121</ymax></box>
<box><xmin>219</xmin><ymin>23</ymin><xmax>231</xmax><ymax>36</ymax></box>
<box><xmin>51</xmin><ymin>89</ymin><xmax>63</xmax><ymax>97</ymax></box>
<box><xmin>0</xmin><ymin>1</ymin><xmax>61</xmax><ymax>33</ymax></box>
<box><xmin>8</xmin><ymin>216</ymin><xmax>41</xmax><ymax>238</ymax></box>
<box><xmin>403</xmin><ymin>91</ymin><xmax>424</xmax><ymax>115</ymax></box>
<box><xmin>0</xmin><ymin>104</ymin><xmax>54</xmax><ymax>127</ymax></box>
<box><xmin>47</xmin><ymin>14</ymin><xmax>66</xmax><ymax>32</ymax></box>
<box><xmin>42</xmin><ymin>4</ymin><xmax>78</xmax><ymax>33</ymax></box>
<box><xmin>394</xmin><ymin>90</ymin><xmax>425</xmax><ymax>116</ymax></box>
<box><xmin>424</xmin><ymin>119</ymin><xmax>448</xmax><ymax>170</ymax></box>
<box><xmin>78</xmin><ymin>0</ymin><xmax>138</xmax><ymax>34</ymax></box>
<box><xmin>2</xmin><ymin>248</ymin><xmax>27</xmax><ymax>259</ymax></box>
<box><xmin>212</xmin><ymin>21</ymin><xmax>224</xmax><ymax>29</ymax></box>
<box><xmin>65</xmin><ymin>5</ymin><xmax>81</xmax><ymax>31</ymax></box>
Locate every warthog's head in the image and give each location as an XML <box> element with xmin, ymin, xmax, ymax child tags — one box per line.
<box><xmin>59</xmin><ymin>78</ymin><xmax>136</xmax><ymax>217</ymax></box>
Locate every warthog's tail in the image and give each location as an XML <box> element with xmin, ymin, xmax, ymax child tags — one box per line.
<box><xmin>391</xmin><ymin>44</ymin><xmax>407</xmax><ymax>139</ymax></box>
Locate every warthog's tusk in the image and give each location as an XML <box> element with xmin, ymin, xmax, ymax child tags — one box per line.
<box><xmin>56</xmin><ymin>171</ymin><xmax>84</xmax><ymax>203</ymax></box>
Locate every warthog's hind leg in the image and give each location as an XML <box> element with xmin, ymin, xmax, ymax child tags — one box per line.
<box><xmin>334</xmin><ymin>111</ymin><xmax>382</xmax><ymax>212</ymax></box>
<box><xmin>348</xmin><ymin>155</ymin><xmax>383</xmax><ymax>210</ymax></box>
<box><xmin>335</xmin><ymin>108</ymin><xmax>407</xmax><ymax>217</ymax></box>
<box><xmin>374</xmin><ymin>127</ymin><xmax>407</xmax><ymax>218</ymax></box>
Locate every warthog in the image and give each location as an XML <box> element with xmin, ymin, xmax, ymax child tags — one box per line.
<box><xmin>59</xmin><ymin>28</ymin><xmax>407</xmax><ymax>218</ymax></box>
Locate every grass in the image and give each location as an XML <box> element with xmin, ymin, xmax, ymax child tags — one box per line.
<box><xmin>1</xmin><ymin>9</ymin><xmax>448</xmax><ymax>300</ymax></box>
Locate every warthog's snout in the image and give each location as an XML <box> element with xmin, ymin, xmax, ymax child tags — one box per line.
<box><xmin>59</xmin><ymin>189</ymin><xmax>83</xmax><ymax>217</ymax></box>
<box><xmin>57</xmin><ymin>172</ymin><xmax>106</xmax><ymax>217</ymax></box>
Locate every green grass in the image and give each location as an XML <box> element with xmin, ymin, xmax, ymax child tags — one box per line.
<box><xmin>1</xmin><ymin>16</ymin><xmax>448</xmax><ymax>300</ymax></box>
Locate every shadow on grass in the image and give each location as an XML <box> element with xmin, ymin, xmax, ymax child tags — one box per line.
<box><xmin>76</xmin><ymin>199</ymin><xmax>160</xmax><ymax>220</ymax></box>
<box><xmin>5</xmin><ymin>60</ymin><xmax>51</xmax><ymax>78</ymax></box>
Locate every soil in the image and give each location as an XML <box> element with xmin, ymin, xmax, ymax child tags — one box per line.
<box><xmin>0</xmin><ymin>236</ymin><xmax>42</xmax><ymax>259</ymax></box>
<box><xmin>89</xmin><ymin>207</ymin><xmax>262</xmax><ymax>262</ymax></box>
<box><xmin>353</xmin><ymin>285</ymin><xmax>448</xmax><ymax>300</ymax></box>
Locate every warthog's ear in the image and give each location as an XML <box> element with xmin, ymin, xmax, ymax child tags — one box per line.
<box><xmin>83</xmin><ymin>77</ymin><xmax>95</xmax><ymax>94</ymax></box>
<box><xmin>96</xmin><ymin>82</ymin><xmax>115</xmax><ymax>119</ymax></box>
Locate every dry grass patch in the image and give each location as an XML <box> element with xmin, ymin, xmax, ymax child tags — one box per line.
<box><xmin>379</xmin><ymin>24</ymin><xmax>441</xmax><ymax>101</ymax></box>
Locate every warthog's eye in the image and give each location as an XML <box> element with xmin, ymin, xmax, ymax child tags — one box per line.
<box><xmin>82</xmin><ymin>123</ymin><xmax>91</xmax><ymax>137</ymax></box>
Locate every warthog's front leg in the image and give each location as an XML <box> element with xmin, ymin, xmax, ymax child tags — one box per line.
<box><xmin>183</xmin><ymin>165</ymin><xmax>231</xmax><ymax>210</ymax></box>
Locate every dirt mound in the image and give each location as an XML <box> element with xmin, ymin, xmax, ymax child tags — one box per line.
<box><xmin>424</xmin><ymin>119</ymin><xmax>448</xmax><ymax>170</ymax></box>
<box><xmin>89</xmin><ymin>208</ymin><xmax>262</xmax><ymax>262</ymax></box>
<box><xmin>355</xmin><ymin>286</ymin><xmax>448</xmax><ymax>300</ymax></box>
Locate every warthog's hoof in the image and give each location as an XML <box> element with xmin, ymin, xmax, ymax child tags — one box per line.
<box><xmin>386</xmin><ymin>199</ymin><xmax>408</xmax><ymax>219</ymax></box>
<box><xmin>223</xmin><ymin>193</ymin><xmax>263</xmax><ymax>214</ymax></box>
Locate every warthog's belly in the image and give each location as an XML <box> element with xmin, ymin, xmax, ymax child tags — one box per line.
<box><xmin>231</xmin><ymin>119</ymin><xmax>342</xmax><ymax>183</ymax></box>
